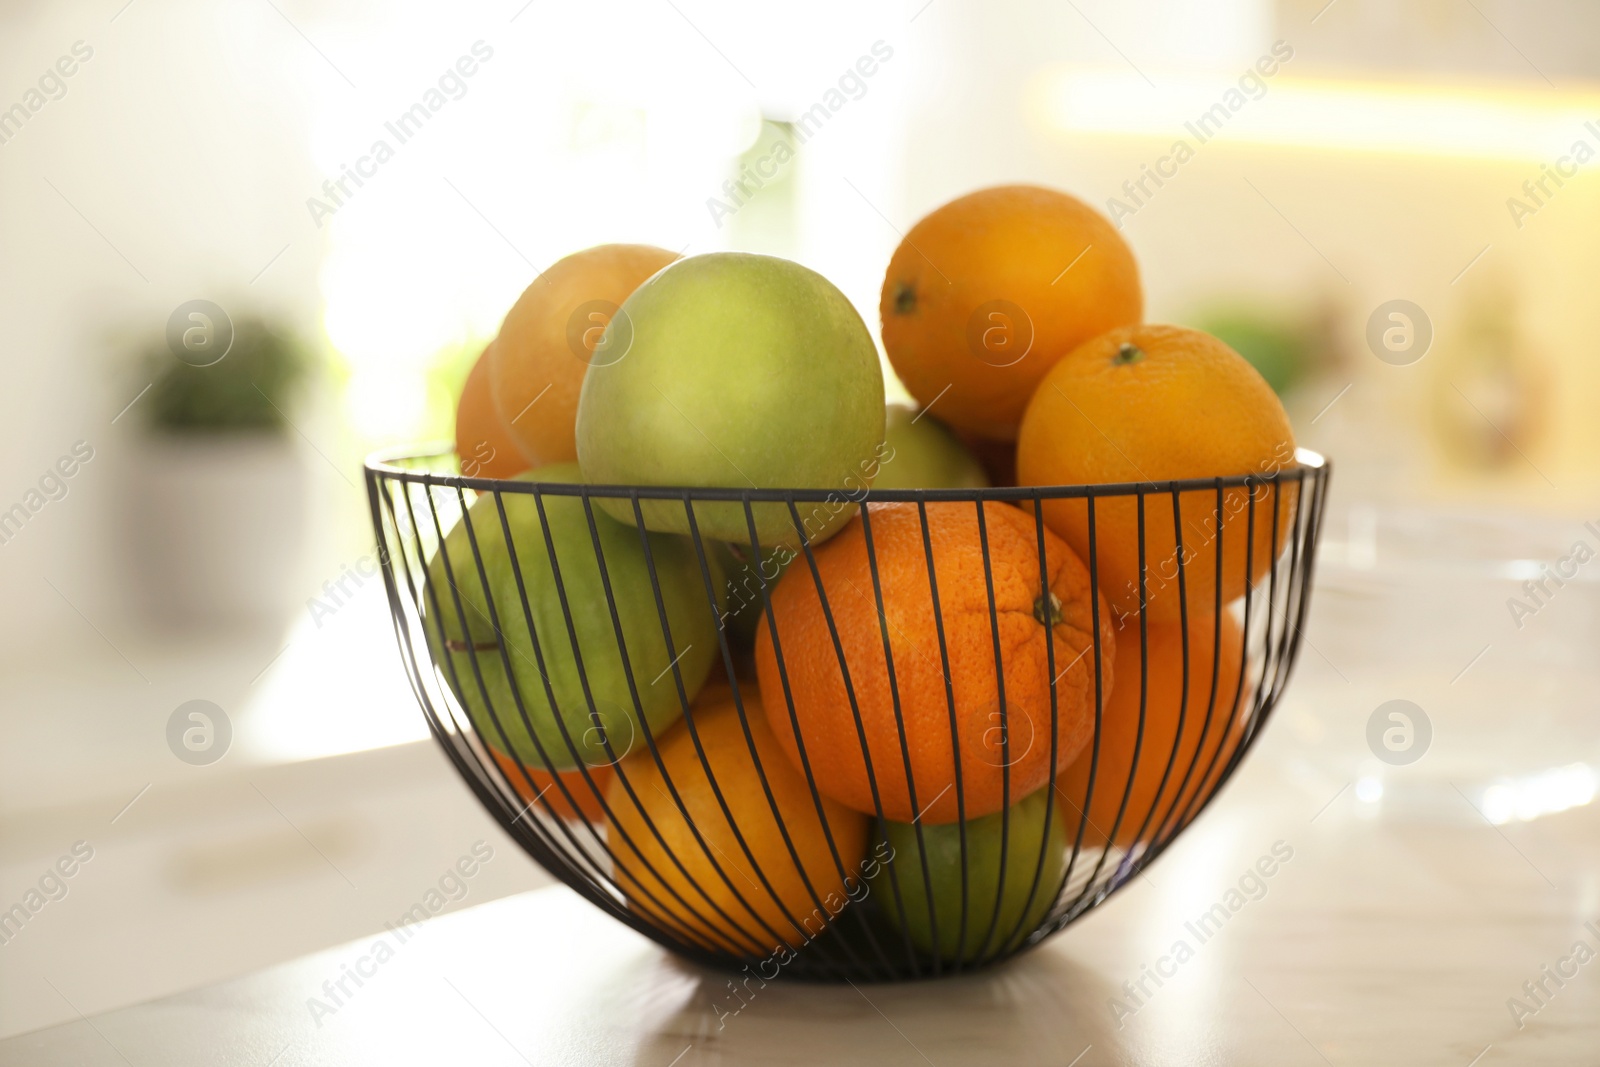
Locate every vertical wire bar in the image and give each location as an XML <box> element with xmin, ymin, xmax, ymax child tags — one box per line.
<box><xmin>373</xmin><ymin>477</ymin><xmax>438</xmax><ymax>732</ymax></box>
<box><xmin>1265</xmin><ymin>469</ymin><xmax>1315</xmax><ymax>706</ymax></box>
<box><xmin>418</xmin><ymin>485</ymin><xmax>498</xmax><ymax>741</ymax></box>
<box><xmin>452</xmin><ymin>485</ymin><xmax>583</xmax><ymax>829</ymax></box>
<box><xmin>678</xmin><ymin>498</ymin><xmax>856</xmax><ymax>970</ymax></box>
<box><xmin>1134</xmin><ymin>486</ymin><xmax>1196</xmax><ymax>855</ymax></box>
<box><xmin>855</xmin><ymin>501</ymin><xmax>943</xmax><ymax>974</ymax></box>
<box><xmin>384</xmin><ymin>480</ymin><xmax>643</xmax><ymax>931</ymax></box>
<box><xmin>1279</xmin><ymin>466</ymin><xmax>1331</xmax><ymax>683</ymax></box>
<box><xmin>915</xmin><ymin>498</ymin><xmax>969</xmax><ymax>969</ymax></box>
<box><xmin>679</xmin><ymin>501</ymin><xmax>860</xmax><ymax>975</ymax></box>
<box><xmin>1253</xmin><ymin>476</ymin><xmax>1290</xmax><ymax>713</ymax></box>
<box><xmin>569</xmin><ymin>491</ymin><xmax>644</xmax><ymax>770</ymax></box>
<box><xmin>392</xmin><ymin>482</ymin><xmax>471</xmax><ymax>743</ymax></box>
<box><xmin>1162</xmin><ymin>482</ymin><xmax>1230</xmax><ymax>835</ymax></box>
<box><xmin>1090</xmin><ymin>490</ymin><xmax>1149</xmax><ymax>885</ymax></box>
<box><xmin>472</xmin><ymin>486</ymin><xmax>635</xmax><ymax>883</ymax></box>
<box><xmin>987</xmin><ymin>489</ymin><xmax>1065</xmax><ymax>963</ymax></box>
<box><xmin>1208</xmin><ymin>477</ymin><xmax>1279</xmax><ymax>794</ymax></box>
<box><xmin>486</xmin><ymin>490</ymin><xmax>619</xmax><ymax>846</ymax></box>
<box><xmin>439</xmin><ymin>485</ymin><xmax>657</xmax><ymax>912</ymax></box>
<box><xmin>405</xmin><ymin>484</ymin><xmax>602</xmax><ymax>902</ymax></box>
<box><xmin>1170</xmin><ymin>480</ymin><xmax>1250</xmax><ymax>833</ymax></box>
<box><xmin>382</xmin><ymin>479</ymin><xmax>479</xmax><ymax>768</ymax></box>
<box><xmin>1275</xmin><ymin>471</ymin><xmax>1312</xmax><ymax>701</ymax></box>
<box><xmin>969</xmin><ymin>501</ymin><xmax>1013</xmax><ymax>962</ymax></box>
<box><xmin>1227</xmin><ymin>478</ymin><xmax>1263</xmax><ymax>753</ymax></box>
<box><xmin>775</xmin><ymin>498</ymin><xmax>923</xmax><ymax>979</ymax></box>
<box><xmin>661</xmin><ymin>497</ymin><xmax>860</xmax><ymax>976</ymax></box>
<box><xmin>1247</xmin><ymin>478</ymin><xmax>1282</xmax><ymax>710</ymax></box>
<box><xmin>1059</xmin><ymin>492</ymin><xmax>1109</xmax><ymax>919</ymax></box>
<box><xmin>470</xmin><ymin>484</ymin><xmax>631</xmax><ymax>892</ymax></box>
<box><xmin>1239</xmin><ymin>476</ymin><xmax>1261</xmax><ymax>708</ymax></box>
<box><xmin>454</xmin><ymin>486</ymin><xmax>590</xmax><ymax>830</ymax></box>
<box><xmin>1265</xmin><ymin>468</ymin><xmax>1311</xmax><ymax>698</ymax></box>
<box><xmin>412</xmin><ymin>483</ymin><xmax>541</xmax><ymax>817</ymax></box>
<box><xmin>737</xmin><ymin>499</ymin><xmax>894</xmax><ymax>979</ymax></box>
<box><xmin>527</xmin><ymin>488</ymin><xmax>776</xmax><ymax>959</ymax></box>
<box><xmin>369</xmin><ymin>474</ymin><xmax>430</xmax><ymax>722</ymax></box>
<box><xmin>1122</xmin><ymin>488</ymin><xmax>1185</xmax><ymax>858</ymax></box>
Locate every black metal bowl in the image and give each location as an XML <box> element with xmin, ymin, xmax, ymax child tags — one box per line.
<box><xmin>365</xmin><ymin>446</ymin><xmax>1330</xmax><ymax>982</ymax></box>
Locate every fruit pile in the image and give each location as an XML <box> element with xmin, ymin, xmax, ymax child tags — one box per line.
<box><xmin>432</xmin><ymin>184</ymin><xmax>1298</xmax><ymax>963</ymax></box>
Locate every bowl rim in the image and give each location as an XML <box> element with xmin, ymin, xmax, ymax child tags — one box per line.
<box><xmin>365</xmin><ymin>445</ymin><xmax>1329</xmax><ymax>504</ymax></box>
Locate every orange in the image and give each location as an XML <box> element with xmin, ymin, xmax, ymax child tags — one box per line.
<box><xmin>879</xmin><ymin>184</ymin><xmax>1142</xmax><ymax>442</ymax></box>
<box><xmin>1017</xmin><ymin>324</ymin><xmax>1298</xmax><ymax>624</ymax></box>
<box><xmin>490</xmin><ymin>747</ymin><xmax>614</xmax><ymax>823</ymax></box>
<box><xmin>455</xmin><ymin>343</ymin><xmax>530</xmax><ymax>478</ymax></box>
<box><xmin>490</xmin><ymin>244</ymin><xmax>679</xmax><ymax>465</ymax></box>
<box><xmin>754</xmin><ymin>501</ymin><xmax>1112</xmax><ymax>825</ymax></box>
<box><xmin>606</xmin><ymin>688</ymin><xmax>868</xmax><ymax>955</ymax></box>
<box><xmin>1058</xmin><ymin>613</ymin><xmax>1246</xmax><ymax>850</ymax></box>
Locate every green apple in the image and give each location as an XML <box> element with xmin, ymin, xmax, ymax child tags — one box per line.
<box><xmin>422</xmin><ymin>463</ymin><xmax>724</xmax><ymax>771</ymax></box>
<box><xmin>872</xmin><ymin>786</ymin><xmax>1066</xmax><ymax>962</ymax></box>
<box><xmin>575</xmin><ymin>252</ymin><xmax>886</xmax><ymax>547</ymax></box>
<box><xmin>873</xmin><ymin>403</ymin><xmax>989</xmax><ymax>490</ymax></box>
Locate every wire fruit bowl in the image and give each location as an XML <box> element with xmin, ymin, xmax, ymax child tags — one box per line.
<box><xmin>365</xmin><ymin>446</ymin><xmax>1330</xmax><ymax>982</ymax></box>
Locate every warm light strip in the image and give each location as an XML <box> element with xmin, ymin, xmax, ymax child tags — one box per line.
<box><xmin>1044</xmin><ymin>67</ymin><xmax>1600</xmax><ymax>161</ymax></box>
<box><xmin>1482</xmin><ymin>764</ymin><xmax>1597</xmax><ymax>825</ymax></box>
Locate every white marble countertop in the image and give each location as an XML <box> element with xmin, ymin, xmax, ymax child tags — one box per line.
<box><xmin>3</xmin><ymin>795</ymin><xmax>1598</xmax><ymax>1067</ymax></box>
<box><xmin>5</xmin><ymin>506</ymin><xmax>1600</xmax><ymax>1065</ymax></box>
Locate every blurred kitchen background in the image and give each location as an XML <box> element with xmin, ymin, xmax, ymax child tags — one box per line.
<box><xmin>4</xmin><ymin>0</ymin><xmax>1600</xmax><ymax>1039</ymax></box>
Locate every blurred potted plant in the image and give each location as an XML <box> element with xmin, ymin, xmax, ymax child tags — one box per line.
<box><xmin>122</xmin><ymin>315</ymin><xmax>313</xmax><ymax>628</ymax></box>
